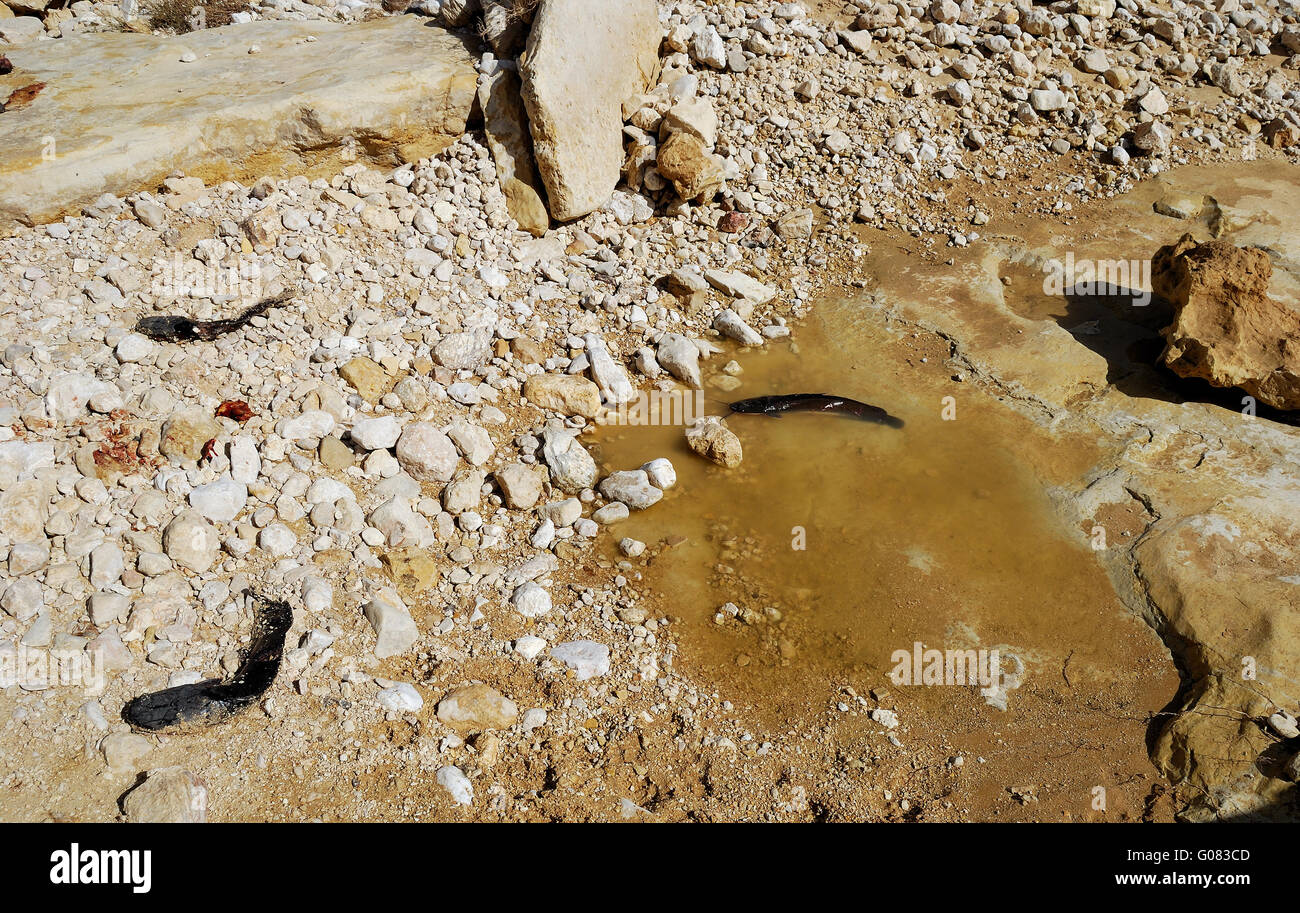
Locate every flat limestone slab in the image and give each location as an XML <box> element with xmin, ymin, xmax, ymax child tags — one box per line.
<box><xmin>0</xmin><ymin>17</ymin><xmax>478</xmax><ymax>233</ymax></box>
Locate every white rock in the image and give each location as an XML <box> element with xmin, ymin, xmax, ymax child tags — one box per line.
<box><xmin>704</xmin><ymin>269</ymin><xmax>775</xmax><ymax>303</ymax></box>
<box><xmin>871</xmin><ymin>708</ymin><xmax>899</xmax><ymax>729</ymax></box>
<box><xmin>446</xmin><ymin>420</ymin><xmax>494</xmax><ymax>466</ymax></box>
<box><xmin>44</xmin><ymin>373</ymin><xmax>98</xmax><ymax>423</ymax></box>
<box><xmin>302</xmin><ymin>576</ymin><xmax>333</xmax><ymax>612</ymax></box>
<box><xmin>436</xmin><ymin>765</ymin><xmax>473</xmax><ymax>806</ymax></box>
<box><xmin>88</xmin><ymin>592</ymin><xmax>129</xmax><ymax>627</ymax></box>
<box><xmin>690</xmin><ymin>25</ymin><xmax>727</xmax><ymax>69</ymax></box>
<box><xmin>1029</xmin><ymin>88</ymin><xmax>1067</xmax><ymax>112</ymax></box>
<box><xmin>364</xmin><ymin>590</ymin><xmax>418</xmax><ymax>658</ymax></box>
<box><xmin>88</xmin><ymin>542</ymin><xmax>125</xmax><ymax>589</ymax></box>
<box><xmin>2</xmin><ymin>578</ymin><xmax>45</xmax><ymax>621</ymax></box>
<box><xmin>511</xmin><ymin>581</ymin><xmax>552</xmax><ymax>618</ymax></box>
<box><xmin>640</xmin><ymin>458</ymin><xmax>676</xmax><ymax>490</ymax></box>
<box><xmin>306</xmin><ymin>478</ymin><xmax>353</xmax><ymax>505</ymax></box>
<box><xmin>115</xmin><ymin>333</ymin><xmax>154</xmax><ymax>363</ymax></box>
<box><xmin>395</xmin><ymin>423</ymin><xmax>460</xmax><ymax>482</ymax></box>
<box><xmin>258</xmin><ymin>523</ymin><xmax>297</xmax><ymax>556</ymax></box>
<box><xmin>279</xmin><ymin>410</ymin><xmax>335</xmax><ymax>440</ymax></box>
<box><xmin>583</xmin><ymin>334</ymin><xmax>636</xmax><ymax>405</ymax></box>
<box><xmin>188</xmin><ymin>478</ymin><xmax>248</xmax><ymax>523</ymax></box>
<box><xmin>227</xmin><ymin>437</ymin><xmax>261</xmax><ymax>484</ymax></box>
<box><xmin>520</xmin><ymin>0</ymin><xmax>660</xmax><ymax>220</ymax></box>
<box><xmin>713</xmin><ymin>309</ymin><xmax>764</xmax><ymax>346</ymax></box>
<box><xmin>598</xmin><ymin>470</ymin><xmax>662</xmax><ymax>510</ymax></box>
<box><xmin>377</xmin><ymin>683</ymin><xmax>423</xmax><ymax>713</ymax></box>
<box><xmin>514</xmin><ymin>635</ymin><xmax>547</xmax><ymax>659</ymax></box>
<box><xmin>530</xmin><ymin>519</ymin><xmax>555</xmax><ymax>549</ymax></box>
<box><xmin>162</xmin><ymin>511</ymin><xmax>219</xmax><ymax>572</ymax></box>
<box><xmin>655</xmin><ymin>333</ymin><xmax>702</xmax><ymax>387</ymax></box>
<box><xmin>551</xmin><ymin>640</ymin><xmax>610</xmax><ymax>680</ymax></box>
<box><xmin>350</xmin><ymin>415</ymin><xmax>403</xmax><ymax>451</ymax></box>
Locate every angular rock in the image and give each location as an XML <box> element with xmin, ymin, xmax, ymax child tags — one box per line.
<box><xmin>479</xmin><ymin>68</ymin><xmax>548</xmax><ymax>237</ymax></box>
<box><xmin>0</xmin><ymin>479</ymin><xmax>51</xmax><ymax>543</ymax></box>
<box><xmin>350</xmin><ymin>415</ymin><xmax>403</xmax><ymax>451</ymax></box>
<box><xmin>551</xmin><ymin>640</ymin><xmax>610</xmax><ymax>680</ymax></box>
<box><xmin>2</xmin><ymin>577</ymin><xmax>43</xmax><ymax>621</ymax></box>
<box><xmin>338</xmin><ymin>357</ymin><xmax>391</xmax><ymax>402</ymax></box>
<box><xmin>686</xmin><ymin>416</ymin><xmax>743</xmax><ymax>468</ymax></box>
<box><xmin>714</xmin><ymin>309</ymin><xmax>764</xmax><ymax>346</ymax></box>
<box><xmin>520</xmin><ymin>0</ymin><xmax>660</xmax><ymax>221</ymax></box>
<box><xmin>775</xmin><ymin>207</ymin><xmax>814</xmax><ymax>241</ymax></box>
<box><xmin>188</xmin><ymin>478</ymin><xmax>248</xmax><ymax>523</ymax></box>
<box><xmin>539</xmin><ymin>497</ymin><xmax>582</xmax><ymax>527</ymax></box>
<box><xmin>123</xmin><ymin>767</ymin><xmax>207</xmax><ymax>823</ymax></box>
<box><xmin>495</xmin><ymin>463</ymin><xmax>543</xmax><ymax>509</ymax></box>
<box><xmin>89</xmin><ymin>542</ymin><xmax>125</xmax><ymax>589</ymax></box>
<box><xmin>539</xmin><ymin>428</ymin><xmax>598</xmax><ymax>493</ymax></box>
<box><xmin>441</xmin><ymin>469</ymin><xmax>485</xmax><ymax>514</ymax></box>
<box><xmin>660</xmin><ymin>97</ymin><xmax>718</xmax><ymax>147</ymax></box>
<box><xmin>656</xmin><ymin>132</ymin><xmax>725</xmax><ymax>202</ymax></box>
<box><xmin>655</xmin><ymin>333</ymin><xmax>702</xmax><ymax>387</ymax></box>
<box><xmin>1133</xmin><ymin>120</ymin><xmax>1173</xmax><ymax>154</ymax></box>
<box><xmin>446</xmin><ymin>419</ymin><xmax>494</xmax><ymax>466</ymax></box>
<box><xmin>363</xmin><ymin>590</ymin><xmax>419</xmax><ymax>658</ymax></box>
<box><xmin>583</xmin><ymin>333</ymin><xmax>635</xmax><ymax>405</ymax></box>
<box><xmin>705</xmin><ymin>269</ymin><xmax>776</xmax><ymax>304</ymax></box>
<box><xmin>279</xmin><ymin>410</ymin><xmax>335</xmax><ymax>441</ymax></box>
<box><xmin>598</xmin><ymin>470</ymin><xmax>663</xmax><ymax>510</ymax></box>
<box><xmin>1154</xmin><ymin>235</ymin><xmax>1300</xmax><ymax>410</ymax></box>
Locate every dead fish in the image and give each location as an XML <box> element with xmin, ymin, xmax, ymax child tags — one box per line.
<box><xmin>122</xmin><ymin>594</ymin><xmax>292</xmax><ymax>732</ymax></box>
<box><xmin>729</xmin><ymin>393</ymin><xmax>904</xmax><ymax>428</ymax></box>
<box><xmin>135</xmin><ymin>292</ymin><xmax>291</xmax><ymax>343</ymax></box>
<box><xmin>1</xmin><ymin>81</ymin><xmax>44</xmax><ymax>114</ymax></box>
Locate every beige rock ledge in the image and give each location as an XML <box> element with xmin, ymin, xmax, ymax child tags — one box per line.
<box><xmin>868</xmin><ymin>160</ymin><xmax>1300</xmax><ymax>817</ymax></box>
<box><xmin>0</xmin><ymin>17</ymin><xmax>478</xmax><ymax>234</ymax></box>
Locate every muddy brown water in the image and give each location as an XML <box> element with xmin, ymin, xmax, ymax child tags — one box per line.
<box><xmin>592</xmin><ymin>299</ymin><xmax>1179</xmax><ymax>819</ymax></box>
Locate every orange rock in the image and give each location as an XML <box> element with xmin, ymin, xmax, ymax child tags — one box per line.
<box><xmin>1155</xmin><ymin>233</ymin><xmax>1300</xmax><ymax>410</ymax></box>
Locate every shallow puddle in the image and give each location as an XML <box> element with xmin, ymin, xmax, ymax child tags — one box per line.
<box><xmin>591</xmin><ymin>297</ymin><xmax>1178</xmax><ymax>817</ymax></box>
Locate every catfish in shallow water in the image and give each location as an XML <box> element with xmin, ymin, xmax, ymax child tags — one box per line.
<box><xmin>122</xmin><ymin>595</ymin><xmax>292</xmax><ymax>732</ymax></box>
<box><xmin>729</xmin><ymin>393</ymin><xmax>904</xmax><ymax>428</ymax></box>
<box><xmin>135</xmin><ymin>292</ymin><xmax>291</xmax><ymax>343</ymax></box>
